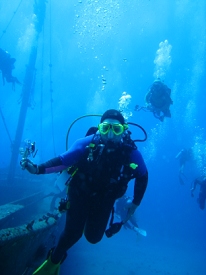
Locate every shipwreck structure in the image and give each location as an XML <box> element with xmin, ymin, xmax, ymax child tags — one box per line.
<box><xmin>0</xmin><ymin>1</ymin><xmax>64</xmax><ymax>274</ymax></box>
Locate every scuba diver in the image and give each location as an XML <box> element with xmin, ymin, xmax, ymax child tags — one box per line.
<box><xmin>21</xmin><ymin>109</ymin><xmax>148</xmax><ymax>275</ymax></box>
<box><xmin>135</xmin><ymin>79</ymin><xmax>173</xmax><ymax>121</ymax></box>
<box><xmin>191</xmin><ymin>176</ymin><xmax>206</xmax><ymax>210</ymax></box>
<box><xmin>0</xmin><ymin>48</ymin><xmax>21</xmax><ymax>89</ymax></box>
<box><xmin>175</xmin><ymin>148</ymin><xmax>193</xmax><ymax>185</ymax></box>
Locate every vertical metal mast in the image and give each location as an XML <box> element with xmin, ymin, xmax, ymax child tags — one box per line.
<box><xmin>7</xmin><ymin>0</ymin><xmax>47</xmax><ymax>183</ymax></box>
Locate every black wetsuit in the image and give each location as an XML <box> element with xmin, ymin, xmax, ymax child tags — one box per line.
<box><xmin>37</xmin><ymin>134</ymin><xmax>148</xmax><ymax>263</ymax></box>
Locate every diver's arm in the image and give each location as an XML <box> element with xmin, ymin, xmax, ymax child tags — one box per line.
<box><xmin>37</xmin><ymin>157</ymin><xmax>66</xmax><ymax>174</ymax></box>
<box><xmin>21</xmin><ymin>135</ymin><xmax>93</xmax><ymax>174</ymax></box>
<box><xmin>130</xmin><ymin>150</ymin><xmax>148</xmax><ymax>205</ymax></box>
<box><xmin>123</xmin><ymin>170</ymin><xmax>148</xmax><ymax>223</ymax></box>
<box><xmin>39</xmin><ymin>136</ymin><xmax>94</xmax><ymax>173</ymax></box>
<box><xmin>20</xmin><ymin>156</ymin><xmax>68</xmax><ymax>174</ymax></box>
<box><xmin>133</xmin><ymin>171</ymin><xmax>148</xmax><ymax>205</ymax></box>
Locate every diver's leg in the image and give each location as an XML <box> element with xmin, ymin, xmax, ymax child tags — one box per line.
<box><xmin>198</xmin><ymin>188</ymin><xmax>205</xmax><ymax>210</ymax></box>
<box><xmin>52</xmin><ymin>187</ymin><xmax>89</xmax><ymax>263</ymax></box>
<box><xmin>32</xmin><ymin>186</ymin><xmax>89</xmax><ymax>274</ymax></box>
<box><xmin>84</xmin><ymin>194</ymin><xmax>116</xmax><ymax>243</ymax></box>
<box><xmin>164</xmin><ymin>108</ymin><xmax>171</xmax><ymax>117</ymax></box>
<box><xmin>153</xmin><ymin>111</ymin><xmax>164</xmax><ymax>121</ymax></box>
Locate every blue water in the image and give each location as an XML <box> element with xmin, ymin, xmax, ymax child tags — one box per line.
<box><xmin>0</xmin><ymin>1</ymin><xmax>206</xmax><ymax>274</ymax></box>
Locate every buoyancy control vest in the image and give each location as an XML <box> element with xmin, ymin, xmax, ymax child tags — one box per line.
<box><xmin>67</xmin><ymin>132</ymin><xmax>138</xmax><ymax>199</ymax></box>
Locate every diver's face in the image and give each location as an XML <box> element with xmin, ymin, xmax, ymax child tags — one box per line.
<box><xmin>99</xmin><ymin>118</ymin><xmax>124</xmax><ymax>145</ymax></box>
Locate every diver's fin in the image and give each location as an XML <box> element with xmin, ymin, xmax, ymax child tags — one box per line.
<box><xmin>133</xmin><ymin>226</ymin><xmax>147</xmax><ymax>237</ymax></box>
<box><xmin>32</xmin><ymin>255</ymin><xmax>60</xmax><ymax>275</ymax></box>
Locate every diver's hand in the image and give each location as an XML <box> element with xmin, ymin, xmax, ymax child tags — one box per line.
<box><xmin>122</xmin><ymin>202</ymin><xmax>138</xmax><ymax>224</ymax></box>
<box><xmin>190</xmin><ymin>187</ymin><xmax>195</xmax><ymax>197</ymax></box>
<box><xmin>20</xmin><ymin>158</ymin><xmax>38</xmax><ymax>174</ymax></box>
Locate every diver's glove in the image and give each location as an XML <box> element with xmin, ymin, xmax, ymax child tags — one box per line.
<box><xmin>20</xmin><ymin>158</ymin><xmax>39</xmax><ymax>174</ymax></box>
<box><xmin>122</xmin><ymin>202</ymin><xmax>138</xmax><ymax>224</ymax></box>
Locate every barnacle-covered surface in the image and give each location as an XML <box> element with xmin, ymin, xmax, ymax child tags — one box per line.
<box><xmin>0</xmin><ymin>177</ymin><xmax>64</xmax><ymax>275</ymax></box>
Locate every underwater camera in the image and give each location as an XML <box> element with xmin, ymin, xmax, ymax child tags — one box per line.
<box><xmin>19</xmin><ymin>139</ymin><xmax>38</xmax><ymax>159</ymax></box>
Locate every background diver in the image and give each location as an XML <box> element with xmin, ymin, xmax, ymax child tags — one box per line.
<box><xmin>175</xmin><ymin>148</ymin><xmax>193</xmax><ymax>185</ymax></box>
<box><xmin>0</xmin><ymin>47</ymin><xmax>21</xmax><ymax>89</ymax></box>
<box><xmin>135</xmin><ymin>79</ymin><xmax>173</xmax><ymax>121</ymax></box>
<box><xmin>21</xmin><ymin>109</ymin><xmax>148</xmax><ymax>275</ymax></box>
<box><xmin>191</xmin><ymin>176</ymin><xmax>206</xmax><ymax>210</ymax></box>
